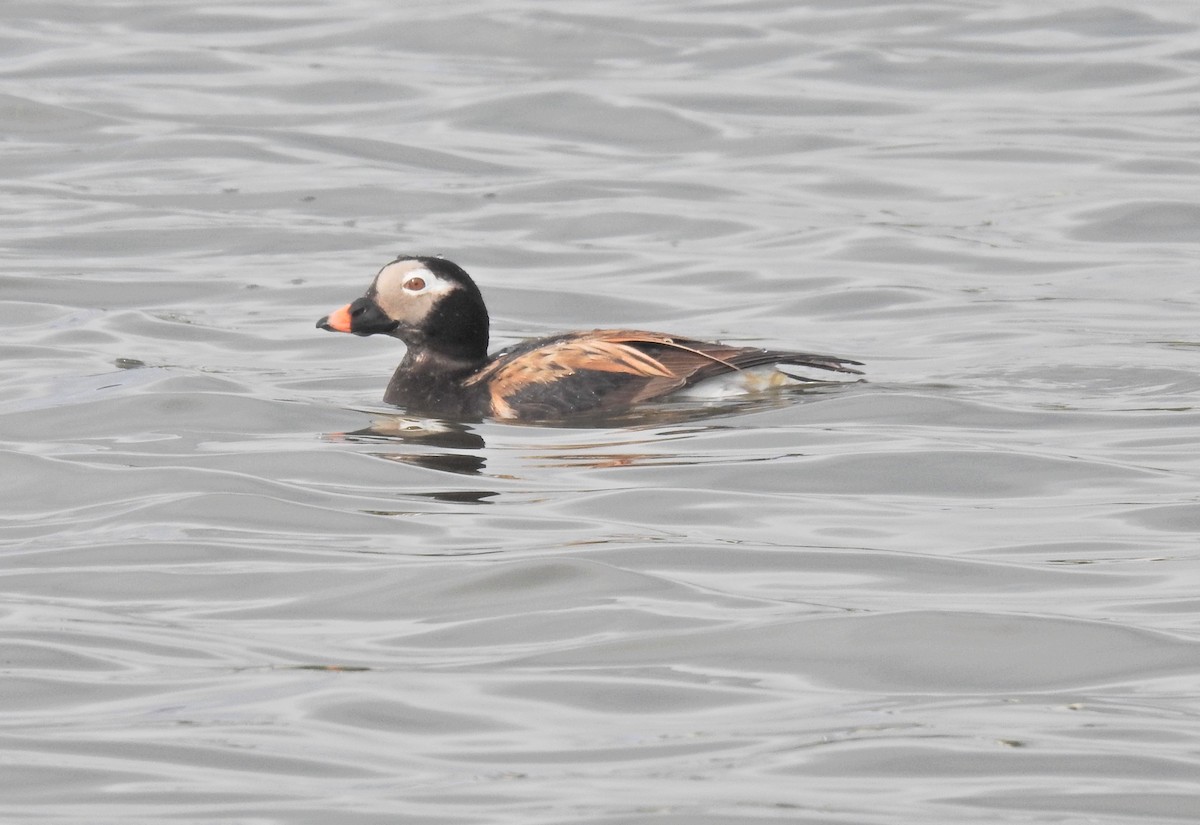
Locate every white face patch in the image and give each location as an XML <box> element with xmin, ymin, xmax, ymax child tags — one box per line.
<box><xmin>375</xmin><ymin>260</ymin><xmax>454</xmax><ymax>298</ymax></box>
<box><xmin>371</xmin><ymin>259</ymin><xmax>458</xmax><ymax>325</ymax></box>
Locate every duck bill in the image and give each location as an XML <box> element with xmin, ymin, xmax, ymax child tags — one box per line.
<box><xmin>316</xmin><ymin>303</ymin><xmax>354</xmax><ymax>333</ymax></box>
<box><xmin>316</xmin><ymin>296</ymin><xmax>399</xmax><ymax>336</ymax></box>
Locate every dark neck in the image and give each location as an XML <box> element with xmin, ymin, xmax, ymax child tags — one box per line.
<box><xmin>383</xmin><ymin>347</ymin><xmax>489</xmax><ymax>416</ymax></box>
<box><xmin>400</xmin><ymin>346</ymin><xmax>485</xmax><ymax>378</ymax></box>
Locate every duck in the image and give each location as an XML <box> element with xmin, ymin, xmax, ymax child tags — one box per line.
<box><xmin>316</xmin><ymin>256</ymin><xmax>862</xmax><ymax>420</ymax></box>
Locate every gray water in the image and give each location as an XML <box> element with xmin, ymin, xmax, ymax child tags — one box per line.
<box><xmin>4</xmin><ymin>2</ymin><xmax>1200</xmax><ymax>823</ymax></box>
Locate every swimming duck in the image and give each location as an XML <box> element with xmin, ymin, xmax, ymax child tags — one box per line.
<box><xmin>316</xmin><ymin>256</ymin><xmax>862</xmax><ymax>420</ymax></box>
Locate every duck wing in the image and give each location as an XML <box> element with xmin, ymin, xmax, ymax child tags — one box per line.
<box><xmin>467</xmin><ymin>329</ymin><xmax>862</xmax><ymax>419</ymax></box>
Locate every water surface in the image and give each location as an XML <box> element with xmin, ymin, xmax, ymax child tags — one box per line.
<box><xmin>3</xmin><ymin>2</ymin><xmax>1200</xmax><ymax>823</ymax></box>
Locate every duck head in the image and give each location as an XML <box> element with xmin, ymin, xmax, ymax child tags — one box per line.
<box><xmin>317</xmin><ymin>256</ymin><xmax>490</xmax><ymax>363</ymax></box>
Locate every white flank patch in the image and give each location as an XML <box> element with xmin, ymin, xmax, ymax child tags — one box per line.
<box><xmin>673</xmin><ymin>366</ymin><xmax>804</xmax><ymax>400</ymax></box>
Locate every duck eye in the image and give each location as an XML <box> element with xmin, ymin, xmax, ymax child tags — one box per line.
<box><xmin>403</xmin><ymin>277</ymin><xmax>426</xmax><ymax>291</ymax></box>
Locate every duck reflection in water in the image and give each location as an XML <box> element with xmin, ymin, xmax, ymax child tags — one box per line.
<box><xmin>328</xmin><ymin>415</ymin><xmax>489</xmax><ymax>478</ymax></box>
<box><xmin>323</xmin><ymin>380</ymin><xmax>850</xmax><ymax>482</ymax></box>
